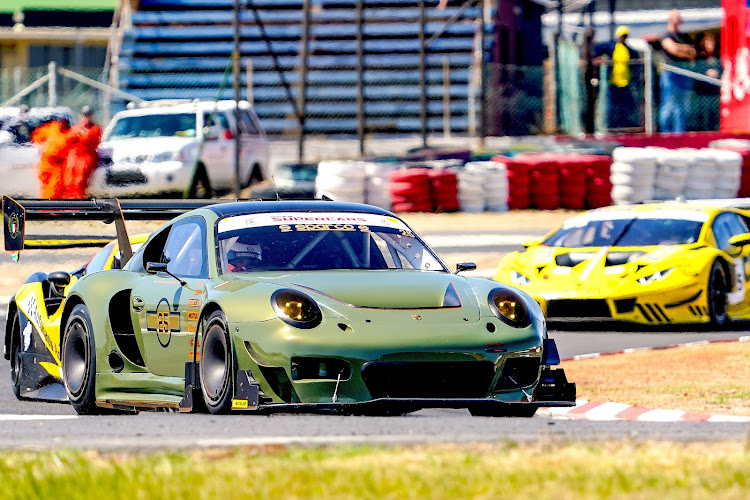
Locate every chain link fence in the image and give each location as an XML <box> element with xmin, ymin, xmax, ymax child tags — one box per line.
<box><xmin>0</xmin><ymin>66</ymin><xmax>113</xmax><ymax>125</ymax></box>
<box><xmin>0</xmin><ymin>59</ymin><xmax>723</xmax><ymax>139</ymax></box>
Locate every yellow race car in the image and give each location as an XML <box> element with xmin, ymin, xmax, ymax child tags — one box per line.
<box><xmin>494</xmin><ymin>203</ymin><xmax>750</xmax><ymax>326</ymax></box>
<box><xmin>6</xmin><ymin>233</ymin><xmax>149</xmax><ymax>401</ymax></box>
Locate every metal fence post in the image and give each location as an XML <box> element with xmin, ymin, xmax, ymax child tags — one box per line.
<box><xmin>246</xmin><ymin>58</ymin><xmax>254</xmax><ymax>105</ymax></box>
<box><xmin>644</xmin><ymin>45</ymin><xmax>653</xmax><ymax>135</ymax></box>
<box><xmin>356</xmin><ymin>0</ymin><xmax>365</xmax><ymax>156</ymax></box>
<box><xmin>418</xmin><ymin>0</ymin><xmax>427</xmax><ymax>149</ymax></box>
<box><xmin>48</xmin><ymin>62</ymin><xmax>57</xmax><ymax>107</ymax></box>
<box><xmin>298</xmin><ymin>0</ymin><xmax>311</xmax><ymax>163</ymax></box>
<box><xmin>443</xmin><ymin>56</ymin><xmax>451</xmax><ymax>138</ymax></box>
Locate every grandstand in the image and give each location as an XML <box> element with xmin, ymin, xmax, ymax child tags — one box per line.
<box><xmin>117</xmin><ymin>0</ymin><xmax>485</xmax><ymax>136</ymax></box>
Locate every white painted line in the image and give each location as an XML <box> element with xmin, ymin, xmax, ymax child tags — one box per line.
<box><xmin>683</xmin><ymin>340</ymin><xmax>710</xmax><ymax>347</ymax></box>
<box><xmin>636</xmin><ymin>409</ymin><xmax>687</xmax><ymax>422</ymax></box>
<box><xmin>623</xmin><ymin>347</ymin><xmax>650</xmax><ymax>354</ymax></box>
<box><xmin>0</xmin><ymin>415</ymin><xmax>77</xmax><ymax>421</ymax></box>
<box><xmin>739</xmin><ymin>336</ymin><xmax>750</xmax><ymax>342</ymax></box>
<box><xmin>706</xmin><ymin>415</ymin><xmax>750</xmax><ymax>422</ymax></box>
<box><xmin>573</xmin><ymin>353</ymin><xmax>601</xmax><ymax>360</ymax></box>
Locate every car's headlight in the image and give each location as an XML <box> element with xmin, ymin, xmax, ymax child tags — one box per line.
<box><xmin>488</xmin><ymin>288</ymin><xmax>531</xmax><ymax>328</ymax></box>
<box><xmin>510</xmin><ymin>270</ymin><xmax>531</xmax><ymax>286</ymax></box>
<box><xmin>271</xmin><ymin>289</ymin><xmax>322</xmax><ymax>329</ymax></box>
<box><xmin>637</xmin><ymin>267</ymin><xmax>674</xmax><ymax>285</ymax></box>
<box><xmin>152</xmin><ymin>151</ymin><xmax>177</xmax><ymax>163</ymax></box>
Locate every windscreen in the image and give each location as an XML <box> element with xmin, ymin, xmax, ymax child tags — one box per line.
<box><xmin>105</xmin><ymin>113</ymin><xmax>196</xmax><ymax>140</ymax></box>
<box><xmin>217</xmin><ymin>212</ymin><xmax>447</xmax><ymax>273</ymax></box>
<box><xmin>543</xmin><ymin>215</ymin><xmax>705</xmax><ymax>247</ymax></box>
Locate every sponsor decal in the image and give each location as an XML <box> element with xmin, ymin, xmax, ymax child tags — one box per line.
<box><xmin>412</xmin><ymin>314</ymin><xmax>422</xmax><ymax>321</ymax></box>
<box><xmin>8</xmin><ymin>213</ymin><xmax>19</xmax><ymax>239</ymax></box>
<box><xmin>146</xmin><ymin>298</ymin><xmax>180</xmax><ymax>348</ymax></box>
<box><xmin>188</xmin><ymin>299</ymin><xmax>200</xmax><ymax>308</ymax></box>
<box><xmin>187</xmin><ymin>311</ymin><xmax>199</xmax><ymax>321</ymax></box>
<box><xmin>231</xmin><ymin>399</ymin><xmax>249</xmax><ymax>409</ymax></box>
<box><xmin>218</xmin><ymin>212</ymin><xmax>410</xmax><ymax>233</ymax></box>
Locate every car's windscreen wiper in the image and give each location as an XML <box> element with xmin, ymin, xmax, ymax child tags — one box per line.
<box><xmin>610</xmin><ymin>218</ymin><xmax>638</xmax><ymax>247</ymax></box>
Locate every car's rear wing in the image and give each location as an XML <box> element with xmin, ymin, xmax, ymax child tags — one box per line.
<box><xmin>2</xmin><ymin>196</ymin><xmax>232</xmax><ymax>265</ymax></box>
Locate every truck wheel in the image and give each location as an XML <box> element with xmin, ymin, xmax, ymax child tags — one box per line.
<box><xmin>189</xmin><ymin>165</ymin><xmax>213</xmax><ymax>199</ymax></box>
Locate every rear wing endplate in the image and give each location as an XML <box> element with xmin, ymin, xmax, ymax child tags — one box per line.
<box><xmin>2</xmin><ymin>196</ymin><xmax>231</xmax><ymax>265</ymax></box>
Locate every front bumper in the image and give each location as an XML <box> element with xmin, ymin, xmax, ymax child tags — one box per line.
<box><xmin>533</xmin><ymin>282</ymin><xmax>707</xmax><ymax>325</ymax></box>
<box><xmin>89</xmin><ymin>161</ymin><xmax>190</xmax><ymax>197</ymax></box>
<box><xmin>230</xmin><ymin>315</ymin><xmax>571</xmax><ymax>407</ymax></box>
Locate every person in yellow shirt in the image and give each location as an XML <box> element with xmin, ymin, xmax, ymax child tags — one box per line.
<box><xmin>596</xmin><ymin>25</ymin><xmax>639</xmax><ymax>129</ymax></box>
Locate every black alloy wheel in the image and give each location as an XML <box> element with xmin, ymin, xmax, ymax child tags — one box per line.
<box><xmin>708</xmin><ymin>260</ymin><xmax>729</xmax><ymax>328</ymax></box>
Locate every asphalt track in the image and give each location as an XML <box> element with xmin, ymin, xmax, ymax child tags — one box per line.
<box><xmin>0</xmin><ymin>229</ymin><xmax>748</xmax><ymax>449</ymax></box>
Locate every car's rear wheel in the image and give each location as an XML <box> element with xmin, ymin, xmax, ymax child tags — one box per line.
<box><xmin>199</xmin><ymin>311</ymin><xmax>234</xmax><ymax>414</ymax></box>
<box><xmin>708</xmin><ymin>260</ymin><xmax>729</xmax><ymax>328</ymax></box>
<box><xmin>469</xmin><ymin>405</ymin><xmax>538</xmax><ymax>418</ymax></box>
<box><xmin>9</xmin><ymin>309</ymin><xmax>23</xmax><ymax>400</ymax></box>
<box><xmin>188</xmin><ymin>165</ymin><xmax>213</xmax><ymax>199</ymax></box>
<box><xmin>62</xmin><ymin>304</ymin><xmax>101</xmax><ymax>415</ymax></box>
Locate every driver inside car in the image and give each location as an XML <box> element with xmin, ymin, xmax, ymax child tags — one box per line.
<box><xmin>226</xmin><ymin>241</ymin><xmax>262</xmax><ymax>272</ymax></box>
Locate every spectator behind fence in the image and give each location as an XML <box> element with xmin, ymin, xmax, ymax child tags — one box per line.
<box><xmin>696</xmin><ymin>34</ymin><xmax>721</xmax><ymax>131</ymax></box>
<box><xmin>31</xmin><ymin>116</ymin><xmax>71</xmax><ymax>199</ymax></box>
<box><xmin>659</xmin><ymin>9</ymin><xmax>697</xmax><ymax>133</ymax></box>
<box><xmin>63</xmin><ymin>106</ymin><xmax>102</xmax><ymax>199</ymax></box>
<box><xmin>595</xmin><ymin>25</ymin><xmax>639</xmax><ymax>129</ymax></box>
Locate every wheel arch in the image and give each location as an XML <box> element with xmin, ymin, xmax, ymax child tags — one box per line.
<box><xmin>715</xmin><ymin>255</ymin><xmax>734</xmax><ymax>292</ymax></box>
<box><xmin>60</xmin><ymin>294</ymin><xmax>86</xmax><ymax>342</ymax></box>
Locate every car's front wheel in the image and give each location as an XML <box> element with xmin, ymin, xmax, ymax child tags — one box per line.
<box><xmin>62</xmin><ymin>304</ymin><xmax>100</xmax><ymax>415</ymax></box>
<box><xmin>707</xmin><ymin>260</ymin><xmax>729</xmax><ymax>328</ymax></box>
<box><xmin>199</xmin><ymin>311</ymin><xmax>234</xmax><ymax>414</ymax></box>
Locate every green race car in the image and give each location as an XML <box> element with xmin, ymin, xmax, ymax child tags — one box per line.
<box><xmin>5</xmin><ymin>198</ymin><xmax>575</xmax><ymax>416</ymax></box>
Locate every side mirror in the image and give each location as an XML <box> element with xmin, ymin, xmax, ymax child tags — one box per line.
<box><xmin>456</xmin><ymin>262</ymin><xmax>477</xmax><ymax>274</ymax></box>
<box><xmin>729</xmin><ymin>233</ymin><xmax>750</xmax><ymax>248</ymax></box>
<box><xmin>47</xmin><ymin>271</ymin><xmax>71</xmax><ymax>287</ymax></box>
<box><xmin>522</xmin><ymin>238</ymin><xmax>540</xmax><ymax>249</ymax></box>
<box><xmin>146</xmin><ymin>262</ymin><xmax>167</xmax><ymax>274</ymax></box>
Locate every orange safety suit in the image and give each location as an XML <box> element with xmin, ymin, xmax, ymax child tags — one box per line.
<box><xmin>63</xmin><ymin>121</ymin><xmax>102</xmax><ymax>199</ymax></box>
<box><xmin>31</xmin><ymin>122</ymin><xmax>70</xmax><ymax>199</ymax></box>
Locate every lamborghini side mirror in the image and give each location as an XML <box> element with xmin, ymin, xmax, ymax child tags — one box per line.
<box><xmin>728</xmin><ymin>233</ymin><xmax>750</xmax><ymax>248</ymax></box>
<box><xmin>47</xmin><ymin>271</ymin><xmax>71</xmax><ymax>287</ymax></box>
<box><xmin>456</xmin><ymin>262</ymin><xmax>477</xmax><ymax>274</ymax></box>
<box><xmin>146</xmin><ymin>262</ymin><xmax>167</xmax><ymax>274</ymax></box>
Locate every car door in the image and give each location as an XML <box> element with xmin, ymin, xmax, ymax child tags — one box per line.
<box><xmin>131</xmin><ymin>217</ymin><xmax>208</xmax><ymax>378</ymax></box>
<box><xmin>712</xmin><ymin>212</ymin><xmax>750</xmax><ymax>308</ymax></box>
<box><xmin>200</xmin><ymin>111</ymin><xmax>233</xmax><ymax>189</ymax></box>
<box><xmin>238</xmin><ymin>108</ymin><xmax>269</xmax><ymax>183</ymax></box>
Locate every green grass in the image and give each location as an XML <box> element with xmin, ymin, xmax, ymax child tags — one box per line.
<box><xmin>1</xmin><ymin>442</ymin><xmax>750</xmax><ymax>499</ymax></box>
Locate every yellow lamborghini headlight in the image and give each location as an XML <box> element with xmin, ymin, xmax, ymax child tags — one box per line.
<box><xmin>637</xmin><ymin>267</ymin><xmax>674</xmax><ymax>285</ymax></box>
<box><xmin>271</xmin><ymin>289</ymin><xmax>322</xmax><ymax>329</ymax></box>
<box><xmin>488</xmin><ymin>288</ymin><xmax>531</xmax><ymax>328</ymax></box>
<box><xmin>510</xmin><ymin>270</ymin><xmax>531</xmax><ymax>286</ymax></box>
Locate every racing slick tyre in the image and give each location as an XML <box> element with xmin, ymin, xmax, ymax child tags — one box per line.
<box><xmin>708</xmin><ymin>260</ymin><xmax>730</xmax><ymax>328</ymax></box>
<box><xmin>469</xmin><ymin>405</ymin><xmax>538</xmax><ymax>418</ymax></box>
<box><xmin>188</xmin><ymin>165</ymin><xmax>213</xmax><ymax>199</ymax></box>
<box><xmin>199</xmin><ymin>311</ymin><xmax>234</xmax><ymax>414</ymax></box>
<box><xmin>62</xmin><ymin>304</ymin><xmax>104</xmax><ymax>414</ymax></box>
<box><xmin>9</xmin><ymin>309</ymin><xmax>23</xmax><ymax>400</ymax></box>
